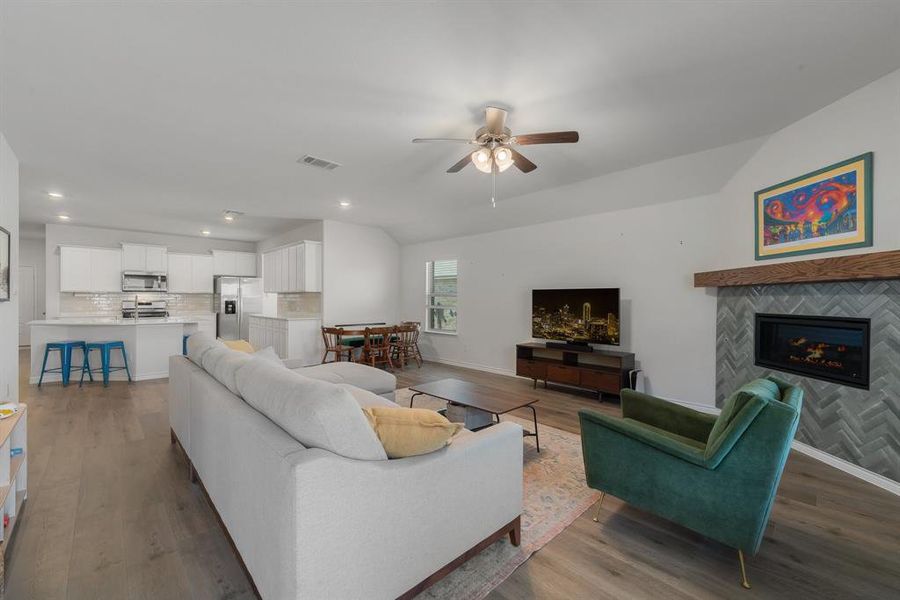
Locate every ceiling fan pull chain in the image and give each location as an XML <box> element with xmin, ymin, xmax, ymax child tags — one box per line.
<box><xmin>491</xmin><ymin>168</ymin><xmax>496</xmax><ymax>208</ymax></box>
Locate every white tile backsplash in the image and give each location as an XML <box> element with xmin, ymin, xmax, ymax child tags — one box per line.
<box><xmin>59</xmin><ymin>293</ymin><xmax>213</xmax><ymax>317</ymax></box>
<box><xmin>277</xmin><ymin>292</ymin><xmax>321</xmax><ymax>317</ymax></box>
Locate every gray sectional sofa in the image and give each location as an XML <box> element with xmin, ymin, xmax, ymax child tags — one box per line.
<box><xmin>169</xmin><ymin>333</ymin><xmax>523</xmax><ymax>599</ymax></box>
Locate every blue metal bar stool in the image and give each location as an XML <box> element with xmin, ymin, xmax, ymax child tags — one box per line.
<box><xmin>82</xmin><ymin>341</ymin><xmax>133</xmax><ymax>387</ymax></box>
<box><xmin>38</xmin><ymin>340</ymin><xmax>92</xmax><ymax>387</ymax></box>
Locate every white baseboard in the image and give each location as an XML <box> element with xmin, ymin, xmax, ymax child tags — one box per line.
<box><xmin>790</xmin><ymin>440</ymin><xmax>900</xmax><ymax>497</ymax></box>
<box><xmin>421</xmin><ymin>355</ymin><xmax>516</xmax><ymax>378</ymax></box>
<box><xmin>29</xmin><ymin>372</ymin><xmax>168</xmax><ymax>385</ymax></box>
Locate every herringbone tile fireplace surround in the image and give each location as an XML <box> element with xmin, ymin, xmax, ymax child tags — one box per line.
<box><xmin>716</xmin><ymin>281</ymin><xmax>900</xmax><ymax>484</ymax></box>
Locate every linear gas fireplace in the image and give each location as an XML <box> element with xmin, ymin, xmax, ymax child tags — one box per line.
<box><xmin>755</xmin><ymin>313</ymin><xmax>870</xmax><ymax>389</ymax></box>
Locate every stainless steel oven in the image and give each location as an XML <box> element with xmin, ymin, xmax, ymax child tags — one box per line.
<box><xmin>122</xmin><ymin>272</ymin><xmax>167</xmax><ymax>292</ymax></box>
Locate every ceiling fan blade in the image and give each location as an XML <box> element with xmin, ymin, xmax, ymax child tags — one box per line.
<box><xmin>485</xmin><ymin>106</ymin><xmax>508</xmax><ymax>135</ymax></box>
<box><xmin>509</xmin><ymin>148</ymin><xmax>537</xmax><ymax>173</ymax></box>
<box><xmin>412</xmin><ymin>138</ymin><xmax>474</xmax><ymax>144</ymax></box>
<box><xmin>514</xmin><ymin>131</ymin><xmax>579</xmax><ymax>145</ymax></box>
<box><xmin>446</xmin><ymin>153</ymin><xmax>473</xmax><ymax>173</ymax></box>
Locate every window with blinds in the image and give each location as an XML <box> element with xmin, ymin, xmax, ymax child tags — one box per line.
<box><xmin>425</xmin><ymin>259</ymin><xmax>458</xmax><ymax>333</ymax></box>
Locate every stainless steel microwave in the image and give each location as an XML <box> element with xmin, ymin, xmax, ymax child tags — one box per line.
<box><xmin>122</xmin><ymin>272</ymin><xmax>167</xmax><ymax>292</ymax></box>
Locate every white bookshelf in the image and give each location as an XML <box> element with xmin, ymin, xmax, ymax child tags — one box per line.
<box><xmin>0</xmin><ymin>404</ymin><xmax>27</xmax><ymax>592</ymax></box>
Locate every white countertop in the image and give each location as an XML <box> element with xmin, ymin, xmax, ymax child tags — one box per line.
<box><xmin>249</xmin><ymin>314</ymin><xmax>322</xmax><ymax>321</ymax></box>
<box><xmin>29</xmin><ymin>317</ymin><xmax>200</xmax><ymax>326</ymax></box>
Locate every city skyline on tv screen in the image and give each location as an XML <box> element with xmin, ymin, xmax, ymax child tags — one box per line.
<box><xmin>532</xmin><ymin>288</ymin><xmax>620</xmax><ymax>345</ymax></box>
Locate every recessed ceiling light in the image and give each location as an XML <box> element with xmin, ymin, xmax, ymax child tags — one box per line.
<box><xmin>339</xmin><ymin>200</ymin><xmax>351</xmax><ymax>208</ymax></box>
<box><xmin>201</xmin><ymin>229</ymin><xmax>211</xmax><ymax>236</ymax></box>
<box><xmin>57</xmin><ymin>214</ymin><xmax>70</xmax><ymax>221</ymax></box>
<box><xmin>47</xmin><ymin>191</ymin><xmax>64</xmax><ymax>199</ymax></box>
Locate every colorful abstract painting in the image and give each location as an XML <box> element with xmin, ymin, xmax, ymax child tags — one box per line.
<box><xmin>755</xmin><ymin>153</ymin><xmax>872</xmax><ymax>260</ymax></box>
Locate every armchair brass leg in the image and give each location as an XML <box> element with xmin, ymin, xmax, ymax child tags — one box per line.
<box><xmin>738</xmin><ymin>550</ymin><xmax>751</xmax><ymax>590</ymax></box>
<box><xmin>592</xmin><ymin>492</ymin><xmax>606</xmax><ymax>522</ymax></box>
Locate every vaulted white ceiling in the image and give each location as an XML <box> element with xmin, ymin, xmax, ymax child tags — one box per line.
<box><xmin>3</xmin><ymin>1</ymin><xmax>900</xmax><ymax>243</ymax></box>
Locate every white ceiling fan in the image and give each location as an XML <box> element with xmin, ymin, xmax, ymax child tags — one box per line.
<box><xmin>413</xmin><ymin>106</ymin><xmax>579</xmax><ymax>175</ymax></box>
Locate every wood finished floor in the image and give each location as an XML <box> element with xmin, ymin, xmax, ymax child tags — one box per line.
<box><xmin>6</xmin><ymin>350</ymin><xmax>900</xmax><ymax>599</ymax></box>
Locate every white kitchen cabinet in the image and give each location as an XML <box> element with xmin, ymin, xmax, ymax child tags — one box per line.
<box><xmin>92</xmin><ymin>248</ymin><xmax>123</xmax><ymax>292</ymax></box>
<box><xmin>168</xmin><ymin>253</ymin><xmax>214</xmax><ymax>294</ymax></box>
<box><xmin>167</xmin><ymin>253</ymin><xmax>193</xmax><ymax>293</ymax></box>
<box><xmin>122</xmin><ymin>244</ymin><xmax>145</xmax><ymax>272</ymax></box>
<box><xmin>262</xmin><ymin>241</ymin><xmax>322</xmax><ymax>293</ymax></box>
<box><xmin>248</xmin><ymin>315</ymin><xmax>323</xmax><ymax>364</ymax></box>
<box><xmin>122</xmin><ymin>243</ymin><xmax>168</xmax><ymax>273</ymax></box>
<box><xmin>191</xmin><ymin>255</ymin><xmax>214</xmax><ymax>293</ymax></box>
<box><xmin>59</xmin><ymin>246</ymin><xmax>92</xmax><ymax>292</ymax></box>
<box><xmin>212</xmin><ymin>250</ymin><xmax>257</xmax><ymax>276</ymax></box>
<box><xmin>263</xmin><ymin>252</ymin><xmax>277</xmax><ymax>291</ymax></box>
<box><xmin>235</xmin><ymin>252</ymin><xmax>257</xmax><ymax>277</ymax></box>
<box><xmin>145</xmin><ymin>246</ymin><xmax>167</xmax><ymax>272</ymax></box>
<box><xmin>60</xmin><ymin>246</ymin><xmax>122</xmax><ymax>293</ymax></box>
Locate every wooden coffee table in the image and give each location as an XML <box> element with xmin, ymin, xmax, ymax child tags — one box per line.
<box><xmin>409</xmin><ymin>378</ymin><xmax>540</xmax><ymax>452</ymax></box>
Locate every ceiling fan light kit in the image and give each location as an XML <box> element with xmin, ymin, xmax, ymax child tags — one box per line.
<box><xmin>472</xmin><ymin>147</ymin><xmax>493</xmax><ymax>174</ymax></box>
<box><xmin>492</xmin><ymin>146</ymin><xmax>514</xmax><ymax>172</ymax></box>
<box><xmin>414</xmin><ymin>105</ymin><xmax>579</xmax><ymax>203</ymax></box>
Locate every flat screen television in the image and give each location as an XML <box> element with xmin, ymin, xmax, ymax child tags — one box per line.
<box><xmin>532</xmin><ymin>288</ymin><xmax>620</xmax><ymax>346</ymax></box>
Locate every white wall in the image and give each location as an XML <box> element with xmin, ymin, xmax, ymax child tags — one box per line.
<box><xmin>400</xmin><ymin>194</ymin><xmax>720</xmax><ymax>402</ymax></box>
<box><xmin>45</xmin><ymin>223</ymin><xmax>256</xmax><ymax>318</ymax></box>
<box><xmin>399</xmin><ymin>67</ymin><xmax>900</xmax><ymax>406</ymax></box>
<box><xmin>19</xmin><ymin>235</ymin><xmax>46</xmax><ymax>320</ymax></box>
<box><xmin>256</xmin><ymin>220</ymin><xmax>323</xmax><ymax>252</ymax></box>
<box><xmin>0</xmin><ymin>134</ymin><xmax>19</xmax><ymax>404</ymax></box>
<box><xmin>716</xmin><ymin>68</ymin><xmax>900</xmax><ymax>266</ymax></box>
<box><xmin>322</xmin><ymin>220</ymin><xmax>400</xmax><ymax>326</ymax></box>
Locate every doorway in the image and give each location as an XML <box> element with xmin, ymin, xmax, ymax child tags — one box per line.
<box><xmin>18</xmin><ymin>265</ymin><xmax>35</xmax><ymax>346</ymax></box>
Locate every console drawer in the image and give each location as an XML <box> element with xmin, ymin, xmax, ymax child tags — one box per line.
<box><xmin>546</xmin><ymin>364</ymin><xmax>580</xmax><ymax>385</ymax></box>
<box><xmin>580</xmin><ymin>369</ymin><xmax>621</xmax><ymax>392</ymax></box>
<box><xmin>517</xmin><ymin>359</ymin><xmax>547</xmax><ymax>379</ymax></box>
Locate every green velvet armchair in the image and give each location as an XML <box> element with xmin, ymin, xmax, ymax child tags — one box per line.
<box><xmin>579</xmin><ymin>376</ymin><xmax>802</xmax><ymax>589</ymax></box>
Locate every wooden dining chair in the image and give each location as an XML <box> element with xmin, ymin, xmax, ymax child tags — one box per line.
<box><xmin>321</xmin><ymin>327</ymin><xmax>353</xmax><ymax>363</ymax></box>
<box><xmin>400</xmin><ymin>321</ymin><xmax>424</xmax><ymax>367</ymax></box>
<box><xmin>392</xmin><ymin>324</ymin><xmax>422</xmax><ymax>368</ymax></box>
<box><xmin>358</xmin><ymin>326</ymin><xmax>395</xmax><ymax>371</ymax></box>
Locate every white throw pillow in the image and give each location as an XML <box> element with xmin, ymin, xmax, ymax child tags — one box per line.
<box><xmin>186</xmin><ymin>332</ymin><xmax>222</xmax><ymax>367</ymax></box>
<box><xmin>235</xmin><ymin>359</ymin><xmax>388</xmax><ymax>461</ymax></box>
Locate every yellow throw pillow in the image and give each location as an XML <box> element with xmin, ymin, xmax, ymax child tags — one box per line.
<box><xmin>362</xmin><ymin>406</ymin><xmax>464</xmax><ymax>459</ymax></box>
<box><xmin>221</xmin><ymin>339</ymin><xmax>255</xmax><ymax>353</ymax></box>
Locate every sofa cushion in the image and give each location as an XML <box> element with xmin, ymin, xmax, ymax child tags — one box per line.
<box><xmin>362</xmin><ymin>406</ymin><xmax>463</xmax><ymax>458</ymax></box>
<box><xmin>186</xmin><ymin>332</ymin><xmax>222</xmax><ymax>367</ymax></box>
<box><xmin>201</xmin><ymin>345</ymin><xmax>232</xmax><ymax>376</ymax></box>
<box><xmin>337</xmin><ymin>383</ymin><xmax>398</xmax><ymax>409</ymax></box>
<box><xmin>235</xmin><ymin>359</ymin><xmax>388</xmax><ymax>461</ymax></box>
<box><xmin>209</xmin><ymin>349</ymin><xmax>254</xmax><ymax>395</ymax></box>
<box><xmin>297</xmin><ymin>362</ymin><xmax>396</xmax><ymax>396</ymax></box>
<box><xmin>253</xmin><ymin>345</ymin><xmax>286</xmax><ymax>367</ymax></box>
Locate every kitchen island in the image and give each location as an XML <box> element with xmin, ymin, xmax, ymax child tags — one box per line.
<box><xmin>29</xmin><ymin>317</ymin><xmax>203</xmax><ymax>384</ymax></box>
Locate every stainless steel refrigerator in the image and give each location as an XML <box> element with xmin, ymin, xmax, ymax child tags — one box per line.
<box><xmin>214</xmin><ymin>276</ymin><xmax>264</xmax><ymax>341</ymax></box>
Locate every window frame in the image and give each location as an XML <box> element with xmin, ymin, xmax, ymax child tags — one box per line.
<box><xmin>425</xmin><ymin>259</ymin><xmax>458</xmax><ymax>335</ymax></box>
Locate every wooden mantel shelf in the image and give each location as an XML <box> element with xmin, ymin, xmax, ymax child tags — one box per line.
<box><xmin>694</xmin><ymin>249</ymin><xmax>900</xmax><ymax>287</ymax></box>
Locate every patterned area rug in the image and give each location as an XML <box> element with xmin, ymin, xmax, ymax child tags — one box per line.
<box><xmin>392</xmin><ymin>388</ymin><xmax>601</xmax><ymax>600</ymax></box>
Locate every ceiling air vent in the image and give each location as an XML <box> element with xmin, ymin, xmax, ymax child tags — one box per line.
<box><xmin>298</xmin><ymin>154</ymin><xmax>342</xmax><ymax>171</ymax></box>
